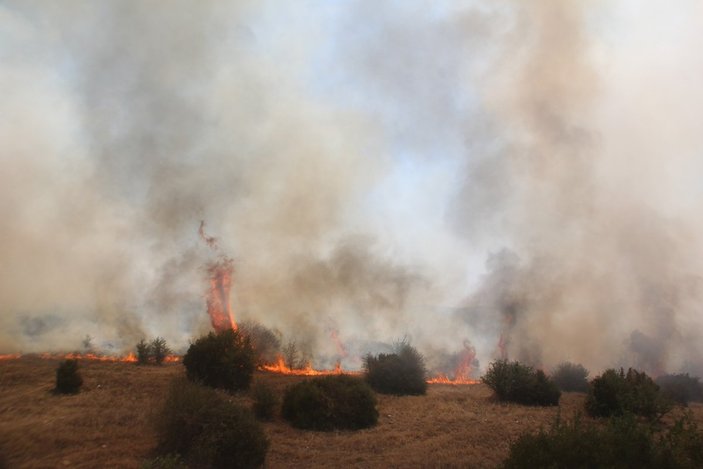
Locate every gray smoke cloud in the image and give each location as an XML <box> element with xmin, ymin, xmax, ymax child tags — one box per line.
<box><xmin>454</xmin><ymin>0</ymin><xmax>703</xmax><ymax>374</ymax></box>
<box><xmin>2</xmin><ymin>0</ymin><xmax>703</xmax><ymax>376</ymax></box>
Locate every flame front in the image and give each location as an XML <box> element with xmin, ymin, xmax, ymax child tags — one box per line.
<box><xmin>0</xmin><ymin>352</ymin><xmax>180</xmax><ymax>363</ymax></box>
<box><xmin>428</xmin><ymin>341</ymin><xmax>479</xmax><ymax>385</ymax></box>
<box><xmin>262</xmin><ymin>355</ymin><xmax>356</xmax><ymax>376</ymax></box>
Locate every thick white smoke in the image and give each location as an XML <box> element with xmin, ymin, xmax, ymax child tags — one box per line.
<box><xmin>2</xmin><ymin>1</ymin><xmax>703</xmax><ymax>376</ymax></box>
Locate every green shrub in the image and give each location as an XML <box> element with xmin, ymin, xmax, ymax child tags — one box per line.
<box><xmin>136</xmin><ymin>339</ymin><xmax>152</xmax><ymax>365</ymax></box>
<box><xmin>154</xmin><ymin>378</ymin><xmax>269</xmax><ymax>469</ymax></box>
<box><xmin>282</xmin><ymin>375</ymin><xmax>378</xmax><ymax>431</ymax></box>
<box><xmin>586</xmin><ymin>368</ymin><xmax>672</xmax><ymax>420</ymax></box>
<box><xmin>252</xmin><ymin>382</ymin><xmax>278</xmax><ymax>421</ymax></box>
<box><xmin>501</xmin><ymin>412</ymin><xmax>703</xmax><ymax>469</ymax></box>
<box><xmin>364</xmin><ymin>341</ymin><xmax>427</xmax><ymax>395</ymax></box>
<box><xmin>183</xmin><ymin>329</ymin><xmax>256</xmax><ymax>392</ymax></box>
<box><xmin>481</xmin><ymin>360</ymin><xmax>560</xmax><ymax>406</ymax></box>
<box><xmin>136</xmin><ymin>337</ymin><xmax>171</xmax><ymax>365</ymax></box>
<box><xmin>54</xmin><ymin>359</ymin><xmax>83</xmax><ymax>394</ymax></box>
<box><xmin>656</xmin><ymin>373</ymin><xmax>703</xmax><ymax>406</ymax></box>
<box><xmin>551</xmin><ymin>362</ymin><xmax>589</xmax><ymax>392</ymax></box>
<box><xmin>151</xmin><ymin>337</ymin><xmax>171</xmax><ymax>365</ymax></box>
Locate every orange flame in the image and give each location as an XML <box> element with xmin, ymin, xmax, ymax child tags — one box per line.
<box><xmin>207</xmin><ymin>258</ymin><xmax>237</xmax><ymax>332</ymax></box>
<box><xmin>262</xmin><ymin>355</ymin><xmax>358</xmax><ymax>376</ymax></box>
<box><xmin>0</xmin><ymin>352</ymin><xmax>180</xmax><ymax>363</ymax></box>
<box><xmin>427</xmin><ymin>341</ymin><xmax>479</xmax><ymax>385</ymax></box>
<box><xmin>0</xmin><ymin>353</ymin><xmax>21</xmax><ymax>361</ymax></box>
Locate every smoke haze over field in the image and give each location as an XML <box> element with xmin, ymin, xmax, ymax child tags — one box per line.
<box><xmin>2</xmin><ymin>1</ymin><xmax>703</xmax><ymax>375</ymax></box>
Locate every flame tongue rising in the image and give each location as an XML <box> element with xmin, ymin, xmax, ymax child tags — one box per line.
<box><xmin>207</xmin><ymin>258</ymin><xmax>236</xmax><ymax>332</ymax></box>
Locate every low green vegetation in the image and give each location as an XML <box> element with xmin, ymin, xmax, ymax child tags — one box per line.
<box><xmin>182</xmin><ymin>329</ymin><xmax>256</xmax><ymax>392</ymax></box>
<box><xmin>364</xmin><ymin>340</ymin><xmax>427</xmax><ymax>396</ymax></box>
<box><xmin>502</xmin><ymin>413</ymin><xmax>703</xmax><ymax>469</ymax></box>
<box><xmin>282</xmin><ymin>375</ymin><xmax>378</xmax><ymax>431</ymax></box>
<box><xmin>154</xmin><ymin>378</ymin><xmax>269</xmax><ymax>469</ymax></box>
<box><xmin>586</xmin><ymin>368</ymin><xmax>672</xmax><ymax>420</ymax></box>
<box><xmin>482</xmin><ymin>359</ymin><xmax>560</xmax><ymax>406</ymax></box>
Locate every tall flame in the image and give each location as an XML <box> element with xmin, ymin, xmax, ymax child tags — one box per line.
<box><xmin>206</xmin><ymin>258</ymin><xmax>236</xmax><ymax>332</ymax></box>
<box><xmin>199</xmin><ymin>221</ymin><xmax>237</xmax><ymax>332</ymax></box>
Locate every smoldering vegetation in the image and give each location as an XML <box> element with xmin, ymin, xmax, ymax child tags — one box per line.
<box><xmin>2</xmin><ymin>0</ymin><xmax>703</xmax><ymax>378</ymax></box>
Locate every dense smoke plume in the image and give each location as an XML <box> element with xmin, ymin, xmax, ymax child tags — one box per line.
<box><xmin>2</xmin><ymin>1</ymin><xmax>703</xmax><ymax>376</ymax></box>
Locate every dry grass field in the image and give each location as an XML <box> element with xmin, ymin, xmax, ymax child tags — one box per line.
<box><xmin>1</xmin><ymin>357</ymin><xmax>702</xmax><ymax>468</ymax></box>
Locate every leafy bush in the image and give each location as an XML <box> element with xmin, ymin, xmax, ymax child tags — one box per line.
<box><xmin>551</xmin><ymin>362</ymin><xmax>589</xmax><ymax>392</ymax></box>
<box><xmin>364</xmin><ymin>341</ymin><xmax>427</xmax><ymax>395</ymax></box>
<box><xmin>54</xmin><ymin>359</ymin><xmax>83</xmax><ymax>394</ymax></box>
<box><xmin>238</xmin><ymin>321</ymin><xmax>281</xmax><ymax>366</ymax></box>
<box><xmin>136</xmin><ymin>337</ymin><xmax>171</xmax><ymax>365</ymax></box>
<box><xmin>501</xmin><ymin>412</ymin><xmax>703</xmax><ymax>469</ymax></box>
<box><xmin>586</xmin><ymin>368</ymin><xmax>672</xmax><ymax>420</ymax></box>
<box><xmin>656</xmin><ymin>373</ymin><xmax>703</xmax><ymax>406</ymax></box>
<box><xmin>154</xmin><ymin>378</ymin><xmax>269</xmax><ymax>469</ymax></box>
<box><xmin>183</xmin><ymin>329</ymin><xmax>256</xmax><ymax>392</ymax></box>
<box><xmin>136</xmin><ymin>339</ymin><xmax>152</xmax><ymax>365</ymax></box>
<box><xmin>252</xmin><ymin>382</ymin><xmax>278</xmax><ymax>421</ymax></box>
<box><xmin>282</xmin><ymin>375</ymin><xmax>378</xmax><ymax>430</ymax></box>
<box><xmin>151</xmin><ymin>337</ymin><xmax>171</xmax><ymax>365</ymax></box>
<box><xmin>482</xmin><ymin>360</ymin><xmax>560</xmax><ymax>406</ymax></box>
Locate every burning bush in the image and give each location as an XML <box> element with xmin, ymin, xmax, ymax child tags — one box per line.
<box><xmin>154</xmin><ymin>378</ymin><xmax>269</xmax><ymax>469</ymax></box>
<box><xmin>481</xmin><ymin>359</ymin><xmax>560</xmax><ymax>406</ymax></box>
<box><xmin>282</xmin><ymin>375</ymin><xmax>378</xmax><ymax>431</ymax></box>
<box><xmin>655</xmin><ymin>373</ymin><xmax>703</xmax><ymax>406</ymax></box>
<box><xmin>251</xmin><ymin>382</ymin><xmax>278</xmax><ymax>421</ymax></box>
<box><xmin>551</xmin><ymin>362</ymin><xmax>589</xmax><ymax>392</ymax></box>
<box><xmin>585</xmin><ymin>368</ymin><xmax>672</xmax><ymax>420</ymax></box>
<box><xmin>238</xmin><ymin>320</ymin><xmax>281</xmax><ymax>367</ymax></box>
<box><xmin>54</xmin><ymin>359</ymin><xmax>83</xmax><ymax>394</ymax></box>
<box><xmin>364</xmin><ymin>341</ymin><xmax>427</xmax><ymax>395</ymax></box>
<box><xmin>501</xmin><ymin>413</ymin><xmax>703</xmax><ymax>469</ymax></box>
<box><xmin>183</xmin><ymin>329</ymin><xmax>255</xmax><ymax>392</ymax></box>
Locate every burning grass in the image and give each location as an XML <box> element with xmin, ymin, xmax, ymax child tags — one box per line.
<box><xmin>2</xmin><ymin>356</ymin><xmax>703</xmax><ymax>468</ymax></box>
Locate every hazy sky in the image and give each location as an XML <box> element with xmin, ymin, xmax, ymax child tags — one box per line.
<box><xmin>1</xmin><ymin>1</ymin><xmax>702</xmax><ymax>375</ymax></box>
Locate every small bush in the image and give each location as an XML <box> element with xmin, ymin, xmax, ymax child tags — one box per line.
<box><xmin>151</xmin><ymin>337</ymin><xmax>171</xmax><ymax>365</ymax></box>
<box><xmin>586</xmin><ymin>368</ymin><xmax>672</xmax><ymax>420</ymax></box>
<box><xmin>482</xmin><ymin>360</ymin><xmax>560</xmax><ymax>406</ymax></box>
<box><xmin>252</xmin><ymin>382</ymin><xmax>278</xmax><ymax>421</ymax></box>
<box><xmin>364</xmin><ymin>341</ymin><xmax>427</xmax><ymax>395</ymax></box>
<box><xmin>54</xmin><ymin>359</ymin><xmax>83</xmax><ymax>394</ymax></box>
<box><xmin>136</xmin><ymin>339</ymin><xmax>152</xmax><ymax>365</ymax></box>
<box><xmin>154</xmin><ymin>378</ymin><xmax>269</xmax><ymax>469</ymax></box>
<box><xmin>136</xmin><ymin>337</ymin><xmax>171</xmax><ymax>365</ymax></box>
<box><xmin>656</xmin><ymin>373</ymin><xmax>703</xmax><ymax>406</ymax></box>
<box><xmin>282</xmin><ymin>375</ymin><xmax>378</xmax><ymax>431</ymax></box>
<box><xmin>183</xmin><ymin>329</ymin><xmax>256</xmax><ymax>392</ymax></box>
<box><xmin>501</xmin><ymin>412</ymin><xmax>703</xmax><ymax>469</ymax></box>
<box><xmin>551</xmin><ymin>362</ymin><xmax>589</xmax><ymax>392</ymax></box>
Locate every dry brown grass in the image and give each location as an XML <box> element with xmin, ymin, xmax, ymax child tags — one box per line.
<box><xmin>2</xmin><ymin>358</ymin><xmax>703</xmax><ymax>468</ymax></box>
